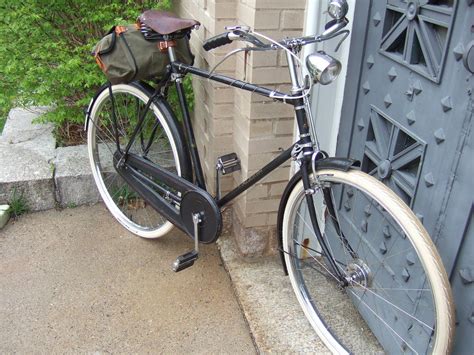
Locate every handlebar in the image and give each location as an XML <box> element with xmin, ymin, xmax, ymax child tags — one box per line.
<box><xmin>203</xmin><ymin>32</ymin><xmax>232</xmax><ymax>51</ymax></box>
<box><xmin>202</xmin><ymin>18</ymin><xmax>349</xmax><ymax>52</ymax></box>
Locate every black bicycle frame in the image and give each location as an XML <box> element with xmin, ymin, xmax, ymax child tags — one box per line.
<box><xmin>169</xmin><ymin>61</ymin><xmax>315</xmax><ymax>206</ymax></box>
<box><xmin>117</xmin><ymin>47</ymin><xmax>346</xmax><ymax>281</ymax></box>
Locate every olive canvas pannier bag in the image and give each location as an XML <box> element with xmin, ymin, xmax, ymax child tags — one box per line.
<box><xmin>93</xmin><ymin>24</ymin><xmax>194</xmax><ymax>84</ymax></box>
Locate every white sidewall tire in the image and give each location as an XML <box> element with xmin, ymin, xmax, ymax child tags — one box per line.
<box><xmin>87</xmin><ymin>84</ymin><xmax>181</xmax><ymax>239</ymax></box>
<box><xmin>282</xmin><ymin>169</ymin><xmax>454</xmax><ymax>354</ymax></box>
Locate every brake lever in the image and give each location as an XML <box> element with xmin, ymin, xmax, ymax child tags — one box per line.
<box><xmin>224</xmin><ymin>25</ymin><xmax>268</xmax><ymax>48</ymax></box>
<box><xmin>225</xmin><ymin>25</ymin><xmax>251</xmax><ymax>32</ymax></box>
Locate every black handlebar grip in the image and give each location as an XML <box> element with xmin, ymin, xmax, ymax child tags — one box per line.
<box><xmin>203</xmin><ymin>32</ymin><xmax>232</xmax><ymax>51</ymax></box>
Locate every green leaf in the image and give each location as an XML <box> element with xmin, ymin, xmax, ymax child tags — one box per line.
<box><xmin>0</xmin><ymin>0</ymin><xmax>188</xmax><ymax>133</ymax></box>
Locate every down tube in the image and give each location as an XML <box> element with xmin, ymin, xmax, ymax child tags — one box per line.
<box><xmin>217</xmin><ymin>144</ymin><xmax>295</xmax><ymax>207</ymax></box>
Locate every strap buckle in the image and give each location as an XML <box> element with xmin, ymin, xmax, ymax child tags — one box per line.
<box><xmin>159</xmin><ymin>40</ymin><xmax>177</xmax><ymax>53</ymax></box>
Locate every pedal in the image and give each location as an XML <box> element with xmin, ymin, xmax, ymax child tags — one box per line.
<box><xmin>172</xmin><ymin>250</ymin><xmax>198</xmax><ymax>272</ymax></box>
<box><xmin>172</xmin><ymin>212</ymin><xmax>202</xmax><ymax>272</ymax></box>
<box><xmin>216</xmin><ymin>153</ymin><xmax>241</xmax><ymax>175</ymax></box>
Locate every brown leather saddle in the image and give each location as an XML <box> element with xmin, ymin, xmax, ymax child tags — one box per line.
<box><xmin>139</xmin><ymin>10</ymin><xmax>200</xmax><ymax>35</ymax></box>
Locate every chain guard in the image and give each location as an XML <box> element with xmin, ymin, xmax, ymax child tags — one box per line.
<box><xmin>180</xmin><ymin>190</ymin><xmax>222</xmax><ymax>244</ymax></box>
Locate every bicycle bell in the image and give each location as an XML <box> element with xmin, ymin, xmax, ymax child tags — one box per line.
<box><xmin>327</xmin><ymin>0</ymin><xmax>349</xmax><ymax>20</ymax></box>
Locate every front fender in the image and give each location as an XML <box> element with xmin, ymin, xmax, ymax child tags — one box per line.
<box><xmin>313</xmin><ymin>157</ymin><xmax>360</xmax><ymax>172</ymax></box>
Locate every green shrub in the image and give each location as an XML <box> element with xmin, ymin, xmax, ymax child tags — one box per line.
<box><xmin>0</xmin><ymin>0</ymin><xmax>193</xmax><ymax>130</ymax></box>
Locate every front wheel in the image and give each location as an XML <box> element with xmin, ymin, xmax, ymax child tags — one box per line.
<box><xmin>280</xmin><ymin>169</ymin><xmax>454</xmax><ymax>354</ymax></box>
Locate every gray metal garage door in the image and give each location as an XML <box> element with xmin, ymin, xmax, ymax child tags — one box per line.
<box><xmin>337</xmin><ymin>1</ymin><xmax>473</xmax><ymax>352</ymax></box>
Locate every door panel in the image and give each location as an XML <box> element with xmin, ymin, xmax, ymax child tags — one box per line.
<box><xmin>337</xmin><ymin>0</ymin><xmax>473</xmax><ymax>352</ymax></box>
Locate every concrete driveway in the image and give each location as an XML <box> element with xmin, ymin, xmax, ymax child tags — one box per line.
<box><xmin>0</xmin><ymin>204</ymin><xmax>256</xmax><ymax>353</ymax></box>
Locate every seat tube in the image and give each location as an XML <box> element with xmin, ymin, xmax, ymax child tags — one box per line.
<box><xmin>168</xmin><ymin>45</ymin><xmax>207</xmax><ymax>190</ymax></box>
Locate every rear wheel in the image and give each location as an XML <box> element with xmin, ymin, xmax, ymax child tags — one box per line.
<box><xmin>87</xmin><ymin>83</ymin><xmax>190</xmax><ymax>238</ymax></box>
<box><xmin>281</xmin><ymin>169</ymin><xmax>454</xmax><ymax>354</ymax></box>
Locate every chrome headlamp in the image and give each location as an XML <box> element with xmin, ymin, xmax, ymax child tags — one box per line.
<box><xmin>306</xmin><ymin>51</ymin><xmax>342</xmax><ymax>85</ymax></box>
<box><xmin>328</xmin><ymin>0</ymin><xmax>349</xmax><ymax>20</ymax></box>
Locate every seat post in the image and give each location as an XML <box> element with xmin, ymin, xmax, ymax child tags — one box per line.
<box><xmin>167</xmin><ymin>45</ymin><xmax>177</xmax><ymax>62</ymax></box>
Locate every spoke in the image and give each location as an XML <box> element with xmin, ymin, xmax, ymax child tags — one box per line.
<box><xmin>103</xmin><ymin>172</ymin><xmax>119</xmax><ymax>188</ymax></box>
<box><xmin>155</xmin><ymin>128</ymin><xmax>166</xmax><ymax>142</ymax></box>
<box><xmin>112</xmin><ymin>96</ymin><xmax>128</xmax><ymax>138</ymax></box>
<box><xmin>355</xmin><ymin>191</ymin><xmax>379</xmax><ymax>256</ymax></box>
<box><xmin>296</xmin><ymin>209</ymin><xmax>320</xmax><ymax>241</ymax></box>
<box><xmin>142</xmin><ymin>204</ymin><xmax>155</xmax><ymax>229</ymax></box>
<box><xmin>349</xmin><ymin>279</ymin><xmax>434</xmax><ymax>331</ymax></box>
<box><xmin>284</xmin><ymin>248</ymin><xmax>334</xmax><ymax>281</ymax></box>
<box><xmin>96</xmin><ymin>136</ymin><xmax>116</xmax><ymax>157</ymax></box>
<box><xmin>326</xmin><ymin>184</ymin><xmax>360</xmax><ymax>277</ymax></box>
<box><xmin>116</xmin><ymin>95</ymin><xmax>130</xmax><ymax>131</ymax></box>
<box><xmin>92</xmin><ymin>113</ymin><xmax>114</xmax><ymax>142</ymax></box>
<box><xmin>295</xmin><ymin>206</ymin><xmax>346</xmax><ymax>276</ymax></box>
<box><xmin>373</xmin><ymin>245</ymin><xmax>420</xmax><ymax>266</ymax></box>
<box><xmin>368</xmin><ymin>287</ymin><xmax>432</xmax><ymax>292</ymax></box>
<box><xmin>110</xmin><ymin>185</ymin><xmax>126</xmax><ymax>201</ymax></box>
<box><xmin>368</xmin><ymin>212</ymin><xmax>404</xmax><ymax>281</ymax></box>
<box><xmin>110</xmin><ymin>98</ymin><xmax>128</xmax><ymax>142</ymax></box>
<box><xmin>295</xmin><ymin>240</ymin><xmax>340</xmax><ymax>282</ymax></box>
<box><xmin>343</xmin><ymin>198</ymin><xmax>413</xmax><ymax>311</ymax></box>
<box><xmin>348</xmin><ymin>289</ymin><xmax>420</xmax><ymax>354</ymax></box>
<box><xmin>97</xmin><ymin>119</ymin><xmax>118</xmax><ymax>147</ymax></box>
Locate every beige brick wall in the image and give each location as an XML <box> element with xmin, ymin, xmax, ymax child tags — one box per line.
<box><xmin>175</xmin><ymin>0</ymin><xmax>305</xmax><ymax>257</ymax></box>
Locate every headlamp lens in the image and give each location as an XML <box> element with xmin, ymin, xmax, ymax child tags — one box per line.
<box><xmin>306</xmin><ymin>52</ymin><xmax>342</xmax><ymax>85</ymax></box>
<box><xmin>320</xmin><ymin>61</ymin><xmax>341</xmax><ymax>84</ymax></box>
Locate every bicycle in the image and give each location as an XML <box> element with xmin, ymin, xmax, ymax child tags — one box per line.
<box><xmin>85</xmin><ymin>2</ymin><xmax>455</xmax><ymax>353</ymax></box>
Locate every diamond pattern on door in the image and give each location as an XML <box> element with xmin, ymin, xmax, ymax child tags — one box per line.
<box><xmin>362</xmin><ymin>107</ymin><xmax>425</xmax><ymax>207</ymax></box>
<box><xmin>338</xmin><ymin>0</ymin><xmax>472</xmax><ymax>352</ymax></box>
<box><xmin>380</xmin><ymin>0</ymin><xmax>457</xmax><ymax>82</ymax></box>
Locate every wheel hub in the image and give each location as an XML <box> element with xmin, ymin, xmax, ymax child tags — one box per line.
<box><xmin>346</xmin><ymin>259</ymin><xmax>372</xmax><ymax>288</ymax></box>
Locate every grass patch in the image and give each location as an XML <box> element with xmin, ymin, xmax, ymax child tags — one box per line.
<box><xmin>0</xmin><ymin>117</ymin><xmax>5</xmax><ymax>135</ymax></box>
<box><xmin>0</xmin><ymin>106</ymin><xmax>8</xmax><ymax>134</ymax></box>
<box><xmin>8</xmin><ymin>189</ymin><xmax>30</xmax><ymax>219</ymax></box>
